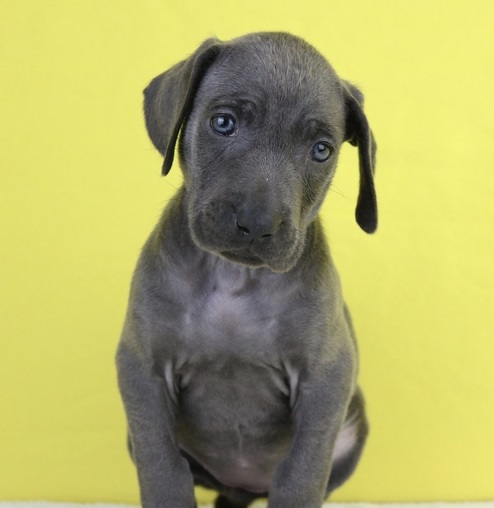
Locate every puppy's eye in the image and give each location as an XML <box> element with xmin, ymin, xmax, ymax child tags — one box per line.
<box><xmin>211</xmin><ymin>114</ymin><xmax>236</xmax><ymax>136</ymax></box>
<box><xmin>311</xmin><ymin>142</ymin><xmax>333</xmax><ymax>162</ymax></box>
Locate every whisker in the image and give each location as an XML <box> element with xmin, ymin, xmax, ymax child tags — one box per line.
<box><xmin>328</xmin><ymin>184</ymin><xmax>350</xmax><ymax>200</ymax></box>
<box><xmin>162</xmin><ymin>178</ymin><xmax>181</xmax><ymax>192</ymax></box>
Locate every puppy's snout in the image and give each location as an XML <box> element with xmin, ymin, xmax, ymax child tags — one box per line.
<box><xmin>235</xmin><ymin>208</ymin><xmax>282</xmax><ymax>242</ymax></box>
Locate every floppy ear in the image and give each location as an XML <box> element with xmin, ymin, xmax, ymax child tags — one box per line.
<box><xmin>143</xmin><ymin>38</ymin><xmax>223</xmax><ymax>175</ymax></box>
<box><xmin>343</xmin><ymin>81</ymin><xmax>378</xmax><ymax>233</ymax></box>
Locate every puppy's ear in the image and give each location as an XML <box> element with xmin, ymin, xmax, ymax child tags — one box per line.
<box><xmin>343</xmin><ymin>81</ymin><xmax>378</xmax><ymax>234</ymax></box>
<box><xmin>143</xmin><ymin>38</ymin><xmax>223</xmax><ymax>175</ymax></box>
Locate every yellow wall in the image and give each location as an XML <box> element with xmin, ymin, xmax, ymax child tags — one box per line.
<box><xmin>1</xmin><ymin>0</ymin><xmax>493</xmax><ymax>503</ymax></box>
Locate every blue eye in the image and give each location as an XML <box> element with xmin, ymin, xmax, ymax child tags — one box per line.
<box><xmin>211</xmin><ymin>114</ymin><xmax>236</xmax><ymax>136</ymax></box>
<box><xmin>311</xmin><ymin>142</ymin><xmax>333</xmax><ymax>162</ymax></box>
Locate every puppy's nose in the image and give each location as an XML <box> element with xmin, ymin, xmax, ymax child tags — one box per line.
<box><xmin>235</xmin><ymin>210</ymin><xmax>281</xmax><ymax>240</ymax></box>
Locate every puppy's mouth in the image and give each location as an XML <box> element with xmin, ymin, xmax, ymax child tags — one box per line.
<box><xmin>218</xmin><ymin>244</ymin><xmax>303</xmax><ymax>274</ymax></box>
<box><xmin>220</xmin><ymin>249</ymin><xmax>265</xmax><ymax>267</ymax></box>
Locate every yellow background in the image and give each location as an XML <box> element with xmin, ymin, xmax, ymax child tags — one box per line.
<box><xmin>1</xmin><ymin>0</ymin><xmax>493</xmax><ymax>503</ymax></box>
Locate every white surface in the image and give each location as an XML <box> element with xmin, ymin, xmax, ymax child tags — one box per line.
<box><xmin>0</xmin><ymin>502</ymin><xmax>493</xmax><ymax>508</ymax></box>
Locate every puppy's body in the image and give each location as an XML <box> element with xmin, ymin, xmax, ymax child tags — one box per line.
<box><xmin>117</xmin><ymin>33</ymin><xmax>377</xmax><ymax>508</ymax></box>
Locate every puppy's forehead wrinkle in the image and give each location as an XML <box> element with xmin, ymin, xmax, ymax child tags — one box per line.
<box><xmin>206</xmin><ymin>96</ymin><xmax>261</xmax><ymax>122</ymax></box>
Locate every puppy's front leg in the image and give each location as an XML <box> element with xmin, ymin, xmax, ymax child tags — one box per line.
<box><xmin>116</xmin><ymin>339</ymin><xmax>195</xmax><ymax>508</ymax></box>
<box><xmin>269</xmin><ymin>359</ymin><xmax>354</xmax><ymax>508</ymax></box>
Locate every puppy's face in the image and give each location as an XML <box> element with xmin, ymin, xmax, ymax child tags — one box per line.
<box><xmin>180</xmin><ymin>36</ymin><xmax>347</xmax><ymax>273</ymax></box>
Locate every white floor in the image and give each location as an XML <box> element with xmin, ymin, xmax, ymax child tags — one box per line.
<box><xmin>0</xmin><ymin>502</ymin><xmax>493</xmax><ymax>508</ymax></box>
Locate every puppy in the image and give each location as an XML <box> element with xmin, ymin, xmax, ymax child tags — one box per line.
<box><xmin>116</xmin><ymin>32</ymin><xmax>377</xmax><ymax>508</ymax></box>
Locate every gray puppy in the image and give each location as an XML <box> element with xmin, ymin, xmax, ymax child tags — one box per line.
<box><xmin>116</xmin><ymin>32</ymin><xmax>377</xmax><ymax>508</ymax></box>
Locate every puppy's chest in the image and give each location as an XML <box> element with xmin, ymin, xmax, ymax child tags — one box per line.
<box><xmin>183</xmin><ymin>279</ymin><xmax>280</xmax><ymax>355</ymax></box>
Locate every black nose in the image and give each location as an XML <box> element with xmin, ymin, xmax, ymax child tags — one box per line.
<box><xmin>235</xmin><ymin>209</ymin><xmax>282</xmax><ymax>241</ymax></box>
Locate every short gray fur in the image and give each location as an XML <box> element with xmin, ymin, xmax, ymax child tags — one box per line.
<box><xmin>116</xmin><ymin>32</ymin><xmax>377</xmax><ymax>508</ymax></box>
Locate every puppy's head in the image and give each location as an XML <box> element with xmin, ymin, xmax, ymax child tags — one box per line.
<box><xmin>143</xmin><ymin>33</ymin><xmax>377</xmax><ymax>272</ymax></box>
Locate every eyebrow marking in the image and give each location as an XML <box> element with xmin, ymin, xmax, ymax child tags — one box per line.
<box><xmin>209</xmin><ymin>96</ymin><xmax>259</xmax><ymax>112</ymax></box>
<box><xmin>302</xmin><ymin>118</ymin><xmax>337</xmax><ymax>141</ymax></box>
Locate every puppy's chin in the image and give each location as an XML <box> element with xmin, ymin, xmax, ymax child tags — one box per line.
<box><xmin>218</xmin><ymin>249</ymin><xmax>297</xmax><ymax>273</ymax></box>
